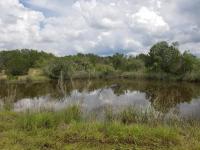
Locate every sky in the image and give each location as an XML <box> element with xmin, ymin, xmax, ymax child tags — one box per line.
<box><xmin>0</xmin><ymin>0</ymin><xmax>200</xmax><ymax>56</ymax></box>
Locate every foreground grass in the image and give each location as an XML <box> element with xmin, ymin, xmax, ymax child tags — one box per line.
<box><xmin>0</xmin><ymin>107</ymin><xmax>200</xmax><ymax>149</ymax></box>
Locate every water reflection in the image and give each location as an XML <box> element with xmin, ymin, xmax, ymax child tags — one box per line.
<box><xmin>1</xmin><ymin>79</ymin><xmax>200</xmax><ymax>119</ymax></box>
<box><xmin>145</xmin><ymin>84</ymin><xmax>195</xmax><ymax>113</ymax></box>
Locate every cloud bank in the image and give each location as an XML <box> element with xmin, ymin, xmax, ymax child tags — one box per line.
<box><xmin>0</xmin><ymin>0</ymin><xmax>199</xmax><ymax>55</ymax></box>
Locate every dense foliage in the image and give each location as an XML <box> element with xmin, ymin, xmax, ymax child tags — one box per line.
<box><xmin>0</xmin><ymin>41</ymin><xmax>200</xmax><ymax>81</ymax></box>
<box><xmin>0</xmin><ymin>49</ymin><xmax>55</xmax><ymax>76</ymax></box>
<box><xmin>146</xmin><ymin>41</ymin><xmax>195</xmax><ymax>74</ymax></box>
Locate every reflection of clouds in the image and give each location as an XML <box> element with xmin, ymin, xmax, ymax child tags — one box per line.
<box><xmin>177</xmin><ymin>98</ymin><xmax>200</xmax><ymax>119</ymax></box>
<box><xmin>0</xmin><ymin>99</ymin><xmax>4</xmax><ymax>110</ymax></box>
<box><xmin>14</xmin><ymin>96</ymin><xmax>67</xmax><ymax>112</ymax></box>
<box><xmin>9</xmin><ymin>88</ymin><xmax>200</xmax><ymax>120</ymax></box>
<box><xmin>80</xmin><ymin>89</ymin><xmax>151</xmax><ymax>112</ymax></box>
<box><xmin>13</xmin><ymin>89</ymin><xmax>150</xmax><ymax>112</ymax></box>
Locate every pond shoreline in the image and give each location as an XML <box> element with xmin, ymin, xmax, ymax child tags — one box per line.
<box><xmin>1</xmin><ymin>78</ymin><xmax>200</xmax><ymax>149</ymax></box>
<box><xmin>0</xmin><ymin>107</ymin><xmax>200</xmax><ymax>149</ymax></box>
<box><xmin>1</xmin><ymin>71</ymin><xmax>200</xmax><ymax>84</ymax></box>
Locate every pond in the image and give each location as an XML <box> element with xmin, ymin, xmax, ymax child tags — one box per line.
<box><xmin>1</xmin><ymin>79</ymin><xmax>200</xmax><ymax>120</ymax></box>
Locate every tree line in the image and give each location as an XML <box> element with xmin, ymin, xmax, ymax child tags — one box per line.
<box><xmin>0</xmin><ymin>41</ymin><xmax>200</xmax><ymax>81</ymax></box>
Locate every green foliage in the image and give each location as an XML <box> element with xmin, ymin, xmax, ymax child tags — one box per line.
<box><xmin>124</xmin><ymin>58</ymin><xmax>145</xmax><ymax>71</ymax></box>
<box><xmin>1</xmin><ymin>107</ymin><xmax>200</xmax><ymax>149</ymax></box>
<box><xmin>145</xmin><ymin>41</ymin><xmax>198</xmax><ymax>76</ymax></box>
<box><xmin>0</xmin><ymin>49</ymin><xmax>54</xmax><ymax>76</ymax></box>
<box><xmin>44</xmin><ymin>58</ymin><xmax>72</xmax><ymax>79</ymax></box>
<box><xmin>0</xmin><ymin>41</ymin><xmax>200</xmax><ymax>81</ymax></box>
<box><xmin>59</xmin><ymin>105</ymin><xmax>82</xmax><ymax>124</ymax></box>
<box><xmin>18</xmin><ymin>105</ymin><xmax>81</xmax><ymax>130</ymax></box>
<box><xmin>111</xmin><ymin>53</ymin><xmax>125</xmax><ymax>70</ymax></box>
<box><xmin>147</xmin><ymin>41</ymin><xmax>182</xmax><ymax>74</ymax></box>
<box><xmin>182</xmin><ymin>51</ymin><xmax>196</xmax><ymax>72</ymax></box>
<box><xmin>95</xmin><ymin>64</ymin><xmax>115</xmax><ymax>76</ymax></box>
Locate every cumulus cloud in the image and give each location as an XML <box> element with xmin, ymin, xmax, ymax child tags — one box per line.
<box><xmin>0</xmin><ymin>0</ymin><xmax>44</xmax><ymax>49</ymax></box>
<box><xmin>0</xmin><ymin>0</ymin><xmax>199</xmax><ymax>55</ymax></box>
<box><xmin>131</xmin><ymin>7</ymin><xmax>169</xmax><ymax>33</ymax></box>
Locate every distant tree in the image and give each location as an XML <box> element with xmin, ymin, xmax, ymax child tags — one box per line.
<box><xmin>181</xmin><ymin>51</ymin><xmax>195</xmax><ymax>73</ymax></box>
<box><xmin>44</xmin><ymin>59</ymin><xmax>72</xmax><ymax>79</ymax></box>
<box><xmin>125</xmin><ymin>58</ymin><xmax>144</xmax><ymax>71</ymax></box>
<box><xmin>0</xmin><ymin>44</ymin><xmax>198</xmax><ymax>80</ymax></box>
<box><xmin>95</xmin><ymin>64</ymin><xmax>115</xmax><ymax>76</ymax></box>
<box><xmin>147</xmin><ymin>41</ymin><xmax>183</xmax><ymax>74</ymax></box>
<box><xmin>111</xmin><ymin>53</ymin><xmax>125</xmax><ymax>70</ymax></box>
<box><xmin>0</xmin><ymin>49</ymin><xmax>55</xmax><ymax>76</ymax></box>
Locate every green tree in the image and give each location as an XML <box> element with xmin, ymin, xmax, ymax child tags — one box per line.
<box><xmin>0</xmin><ymin>49</ymin><xmax>55</xmax><ymax>76</ymax></box>
<box><xmin>44</xmin><ymin>59</ymin><xmax>72</xmax><ymax>79</ymax></box>
<box><xmin>181</xmin><ymin>51</ymin><xmax>195</xmax><ymax>73</ymax></box>
<box><xmin>125</xmin><ymin>58</ymin><xmax>144</xmax><ymax>71</ymax></box>
<box><xmin>147</xmin><ymin>41</ymin><xmax>183</xmax><ymax>74</ymax></box>
<box><xmin>111</xmin><ymin>53</ymin><xmax>125</xmax><ymax>70</ymax></box>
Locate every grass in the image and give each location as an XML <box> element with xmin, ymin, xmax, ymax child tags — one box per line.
<box><xmin>0</xmin><ymin>106</ymin><xmax>200</xmax><ymax>149</ymax></box>
<box><xmin>17</xmin><ymin>106</ymin><xmax>82</xmax><ymax>130</ymax></box>
<box><xmin>0</xmin><ymin>70</ymin><xmax>7</xmax><ymax>80</ymax></box>
<box><xmin>2</xmin><ymin>67</ymin><xmax>200</xmax><ymax>83</ymax></box>
<box><xmin>17</xmin><ymin>68</ymin><xmax>50</xmax><ymax>82</ymax></box>
<box><xmin>1</xmin><ymin>68</ymin><xmax>50</xmax><ymax>83</ymax></box>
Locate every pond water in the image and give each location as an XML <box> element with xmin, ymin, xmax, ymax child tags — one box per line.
<box><xmin>1</xmin><ymin>79</ymin><xmax>200</xmax><ymax>120</ymax></box>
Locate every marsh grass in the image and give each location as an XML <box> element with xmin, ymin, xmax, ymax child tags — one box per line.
<box><xmin>104</xmin><ymin>106</ymin><xmax>179</xmax><ymax>126</ymax></box>
<box><xmin>2</xmin><ymin>85</ymin><xmax>16</xmax><ymax>111</ymax></box>
<box><xmin>0</xmin><ymin>105</ymin><xmax>200</xmax><ymax>149</ymax></box>
<box><xmin>17</xmin><ymin>105</ymin><xmax>82</xmax><ymax>130</ymax></box>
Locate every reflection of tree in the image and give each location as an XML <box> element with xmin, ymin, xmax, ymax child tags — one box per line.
<box><xmin>145</xmin><ymin>84</ymin><xmax>194</xmax><ymax>113</ymax></box>
<box><xmin>1</xmin><ymin>79</ymin><xmax>200</xmax><ymax>113</ymax></box>
<box><xmin>111</xmin><ymin>85</ymin><xmax>126</xmax><ymax>96</ymax></box>
<box><xmin>0</xmin><ymin>82</ymin><xmax>63</xmax><ymax>101</ymax></box>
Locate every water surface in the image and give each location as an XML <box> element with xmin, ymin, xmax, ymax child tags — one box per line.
<box><xmin>1</xmin><ymin>79</ymin><xmax>200</xmax><ymax>120</ymax></box>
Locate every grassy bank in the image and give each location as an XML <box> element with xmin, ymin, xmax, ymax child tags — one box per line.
<box><xmin>0</xmin><ymin>69</ymin><xmax>50</xmax><ymax>83</ymax></box>
<box><xmin>0</xmin><ymin>106</ymin><xmax>200</xmax><ymax>149</ymax></box>
<box><xmin>2</xmin><ymin>69</ymin><xmax>200</xmax><ymax>83</ymax></box>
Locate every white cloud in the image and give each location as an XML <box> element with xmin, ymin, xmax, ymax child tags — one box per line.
<box><xmin>0</xmin><ymin>0</ymin><xmax>199</xmax><ymax>55</ymax></box>
<box><xmin>0</xmin><ymin>0</ymin><xmax>44</xmax><ymax>49</ymax></box>
<box><xmin>131</xmin><ymin>7</ymin><xmax>169</xmax><ymax>33</ymax></box>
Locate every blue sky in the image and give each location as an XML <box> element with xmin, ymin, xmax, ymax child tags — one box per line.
<box><xmin>0</xmin><ymin>0</ymin><xmax>200</xmax><ymax>56</ymax></box>
<box><xmin>19</xmin><ymin>0</ymin><xmax>58</xmax><ymax>17</ymax></box>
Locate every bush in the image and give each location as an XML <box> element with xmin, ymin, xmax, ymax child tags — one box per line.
<box><xmin>95</xmin><ymin>64</ymin><xmax>115</xmax><ymax>76</ymax></box>
<box><xmin>44</xmin><ymin>59</ymin><xmax>72</xmax><ymax>79</ymax></box>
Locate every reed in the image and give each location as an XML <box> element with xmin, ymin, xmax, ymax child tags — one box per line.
<box><xmin>0</xmin><ymin>107</ymin><xmax>200</xmax><ymax>149</ymax></box>
<box><xmin>17</xmin><ymin>105</ymin><xmax>82</xmax><ymax>131</ymax></box>
<box><xmin>3</xmin><ymin>85</ymin><xmax>16</xmax><ymax>111</ymax></box>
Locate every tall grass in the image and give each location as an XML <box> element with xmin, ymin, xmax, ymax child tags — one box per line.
<box><xmin>17</xmin><ymin>105</ymin><xmax>82</xmax><ymax>130</ymax></box>
<box><xmin>0</xmin><ymin>105</ymin><xmax>200</xmax><ymax>149</ymax></box>
<box><xmin>10</xmin><ymin>104</ymin><xmax>200</xmax><ymax>131</ymax></box>
<box><xmin>104</xmin><ymin>106</ymin><xmax>177</xmax><ymax>125</ymax></box>
<box><xmin>1</xmin><ymin>74</ymin><xmax>200</xmax><ymax>149</ymax></box>
<box><xmin>2</xmin><ymin>85</ymin><xmax>16</xmax><ymax>111</ymax></box>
